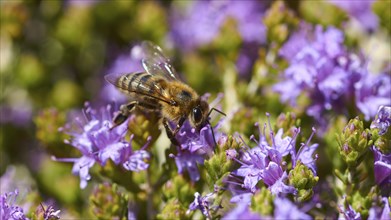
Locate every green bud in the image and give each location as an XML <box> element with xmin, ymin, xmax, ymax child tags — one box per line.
<box><xmin>263</xmin><ymin>1</ymin><xmax>299</xmax><ymax>45</ymax></box>
<box><xmin>370</xmin><ymin>126</ymin><xmax>391</xmax><ymax>154</ymax></box>
<box><xmin>162</xmin><ymin>175</ymin><xmax>195</xmax><ymax>205</ymax></box>
<box><xmin>300</xmin><ymin>1</ymin><xmax>347</xmax><ymax>28</ymax></box>
<box><xmin>35</xmin><ymin>108</ymin><xmax>75</xmax><ymax>157</ymax></box>
<box><xmin>16</xmin><ymin>54</ymin><xmax>44</xmax><ymax>88</ymax></box>
<box><xmin>349</xmin><ymin>188</ymin><xmax>377</xmax><ymax>220</ymax></box>
<box><xmin>135</xmin><ymin>2</ymin><xmax>168</xmax><ymax>42</ymax></box>
<box><xmin>336</xmin><ymin>117</ymin><xmax>372</xmax><ymax>168</ymax></box>
<box><xmin>99</xmin><ymin>160</ymin><xmax>140</xmax><ymax>193</ymax></box>
<box><xmin>204</xmin><ymin>135</ymin><xmax>240</xmax><ymax>189</ymax></box>
<box><xmin>373</xmin><ymin>0</ymin><xmax>391</xmax><ymax>34</ymax></box>
<box><xmin>127</xmin><ymin>112</ymin><xmax>161</xmax><ymax>148</ymax></box>
<box><xmin>230</xmin><ymin>108</ymin><xmax>260</xmax><ymax>138</ymax></box>
<box><xmin>251</xmin><ymin>187</ymin><xmax>274</xmax><ymax>216</ymax></box>
<box><xmin>289</xmin><ymin>161</ymin><xmax>319</xmax><ymax>202</ymax></box>
<box><xmin>50</xmin><ymin>80</ymin><xmax>83</xmax><ymax>109</ymax></box>
<box><xmin>89</xmin><ymin>183</ymin><xmax>128</xmax><ymax>220</ymax></box>
<box><xmin>156</xmin><ymin>199</ymin><xmax>187</xmax><ymax>220</ymax></box>
<box><xmin>275</xmin><ymin>112</ymin><xmax>301</xmax><ymax>136</ymax></box>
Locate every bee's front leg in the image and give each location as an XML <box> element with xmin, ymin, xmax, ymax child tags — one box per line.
<box><xmin>163</xmin><ymin>118</ymin><xmax>180</xmax><ymax>146</ymax></box>
<box><xmin>111</xmin><ymin>101</ymin><xmax>138</xmax><ymax>129</ymax></box>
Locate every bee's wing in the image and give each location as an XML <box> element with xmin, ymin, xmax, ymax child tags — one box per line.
<box><xmin>104</xmin><ymin>72</ymin><xmax>173</xmax><ymax>105</ymax></box>
<box><xmin>140</xmin><ymin>41</ymin><xmax>180</xmax><ymax>81</ymax></box>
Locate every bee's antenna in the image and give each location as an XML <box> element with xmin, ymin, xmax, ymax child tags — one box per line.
<box><xmin>207</xmin><ymin>108</ymin><xmax>226</xmax><ymax>148</ymax></box>
<box><xmin>208</xmin><ymin>120</ymin><xmax>218</xmax><ymax>148</ymax></box>
<box><xmin>208</xmin><ymin>107</ymin><xmax>226</xmax><ymax>117</ymax></box>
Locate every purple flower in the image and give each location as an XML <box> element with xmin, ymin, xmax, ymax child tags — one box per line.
<box><xmin>274</xmin><ymin>23</ymin><xmax>389</xmax><ymax>127</ymax></box>
<box><xmin>188</xmin><ymin>192</ymin><xmax>216</xmax><ymax>218</ymax></box>
<box><xmin>371</xmin><ymin>146</ymin><xmax>391</xmax><ymax>187</ymax></box>
<box><xmin>355</xmin><ymin>75</ymin><xmax>391</xmax><ymax>121</ymax></box>
<box><xmin>293</xmin><ymin>127</ymin><xmax>319</xmax><ymax>174</ymax></box>
<box><xmin>273</xmin><ymin>197</ymin><xmax>312</xmax><ymax>220</ymax></box>
<box><xmin>170</xmin><ymin>120</ymin><xmax>223</xmax><ymax>182</ymax></box>
<box><xmin>0</xmin><ymin>190</ymin><xmax>28</xmax><ymax>220</ymax></box>
<box><xmin>222</xmin><ymin>193</ymin><xmax>261</xmax><ymax>220</ymax></box>
<box><xmin>56</xmin><ymin>102</ymin><xmax>150</xmax><ymax>188</ymax></box>
<box><xmin>368</xmin><ymin>197</ymin><xmax>390</xmax><ymax>220</ymax></box>
<box><xmin>122</xmin><ymin>147</ymin><xmax>150</xmax><ymax>172</ymax></box>
<box><xmin>37</xmin><ymin>204</ymin><xmax>61</xmax><ymax>220</ymax></box>
<box><xmin>228</xmin><ymin>115</ymin><xmax>318</xmax><ymax>197</ymax></box>
<box><xmin>230</xmin><ymin>123</ymin><xmax>297</xmax><ymax>195</ymax></box>
<box><xmin>0</xmin><ymin>101</ymin><xmax>32</xmax><ymax>127</ymax></box>
<box><xmin>339</xmin><ymin>203</ymin><xmax>362</xmax><ymax>220</ymax></box>
<box><xmin>370</xmin><ymin>106</ymin><xmax>391</xmax><ymax>135</ymax></box>
<box><xmin>328</xmin><ymin>0</ymin><xmax>378</xmax><ymax>32</ymax></box>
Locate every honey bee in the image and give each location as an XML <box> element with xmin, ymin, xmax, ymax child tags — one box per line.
<box><xmin>105</xmin><ymin>41</ymin><xmax>224</xmax><ymax>145</ymax></box>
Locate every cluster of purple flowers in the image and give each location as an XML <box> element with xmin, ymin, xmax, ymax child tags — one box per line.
<box><xmin>274</xmin><ymin>24</ymin><xmax>391</xmax><ymax>128</ymax></box>
<box><xmin>171</xmin><ymin>118</ymin><xmax>225</xmax><ymax>182</ymax></box>
<box><xmin>228</xmin><ymin>120</ymin><xmax>317</xmax><ymax>196</ymax></box>
<box><xmin>215</xmin><ymin>115</ymin><xmax>317</xmax><ymax>219</ymax></box>
<box><xmin>56</xmin><ymin>102</ymin><xmax>150</xmax><ymax>189</ymax></box>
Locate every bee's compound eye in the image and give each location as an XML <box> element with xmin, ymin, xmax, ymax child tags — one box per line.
<box><xmin>192</xmin><ymin>107</ymin><xmax>203</xmax><ymax>124</ymax></box>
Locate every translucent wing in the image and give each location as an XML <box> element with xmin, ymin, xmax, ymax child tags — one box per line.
<box><xmin>104</xmin><ymin>72</ymin><xmax>173</xmax><ymax>105</ymax></box>
<box><xmin>140</xmin><ymin>41</ymin><xmax>180</xmax><ymax>81</ymax></box>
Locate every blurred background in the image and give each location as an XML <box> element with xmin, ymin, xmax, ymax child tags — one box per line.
<box><xmin>1</xmin><ymin>0</ymin><xmax>390</xmax><ymax>218</ymax></box>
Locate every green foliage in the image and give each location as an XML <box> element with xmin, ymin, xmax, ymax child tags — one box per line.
<box><xmin>264</xmin><ymin>0</ymin><xmax>299</xmax><ymax>45</ymax></box>
<box><xmin>204</xmin><ymin>135</ymin><xmax>240</xmax><ymax>190</ymax></box>
<box><xmin>89</xmin><ymin>183</ymin><xmax>128</xmax><ymax>220</ymax></box>
<box><xmin>157</xmin><ymin>199</ymin><xmax>188</xmax><ymax>220</ymax></box>
<box><xmin>251</xmin><ymin>187</ymin><xmax>274</xmax><ymax>216</ymax></box>
<box><xmin>299</xmin><ymin>0</ymin><xmax>347</xmax><ymax>28</ymax></box>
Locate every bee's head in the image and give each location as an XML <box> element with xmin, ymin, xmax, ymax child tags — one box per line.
<box><xmin>190</xmin><ymin>99</ymin><xmax>210</xmax><ymax>130</ymax></box>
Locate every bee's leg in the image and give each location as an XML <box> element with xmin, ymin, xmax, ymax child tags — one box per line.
<box><xmin>111</xmin><ymin>101</ymin><xmax>138</xmax><ymax>129</ymax></box>
<box><xmin>173</xmin><ymin>116</ymin><xmax>186</xmax><ymax>136</ymax></box>
<box><xmin>163</xmin><ymin>118</ymin><xmax>179</xmax><ymax>146</ymax></box>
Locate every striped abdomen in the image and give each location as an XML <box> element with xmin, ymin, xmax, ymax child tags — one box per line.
<box><xmin>116</xmin><ymin>72</ymin><xmax>167</xmax><ymax>97</ymax></box>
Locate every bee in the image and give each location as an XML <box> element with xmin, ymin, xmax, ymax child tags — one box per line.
<box><xmin>105</xmin><ymin>41</ymin><xmax>224</xmax><ymax>145</ymax></box>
